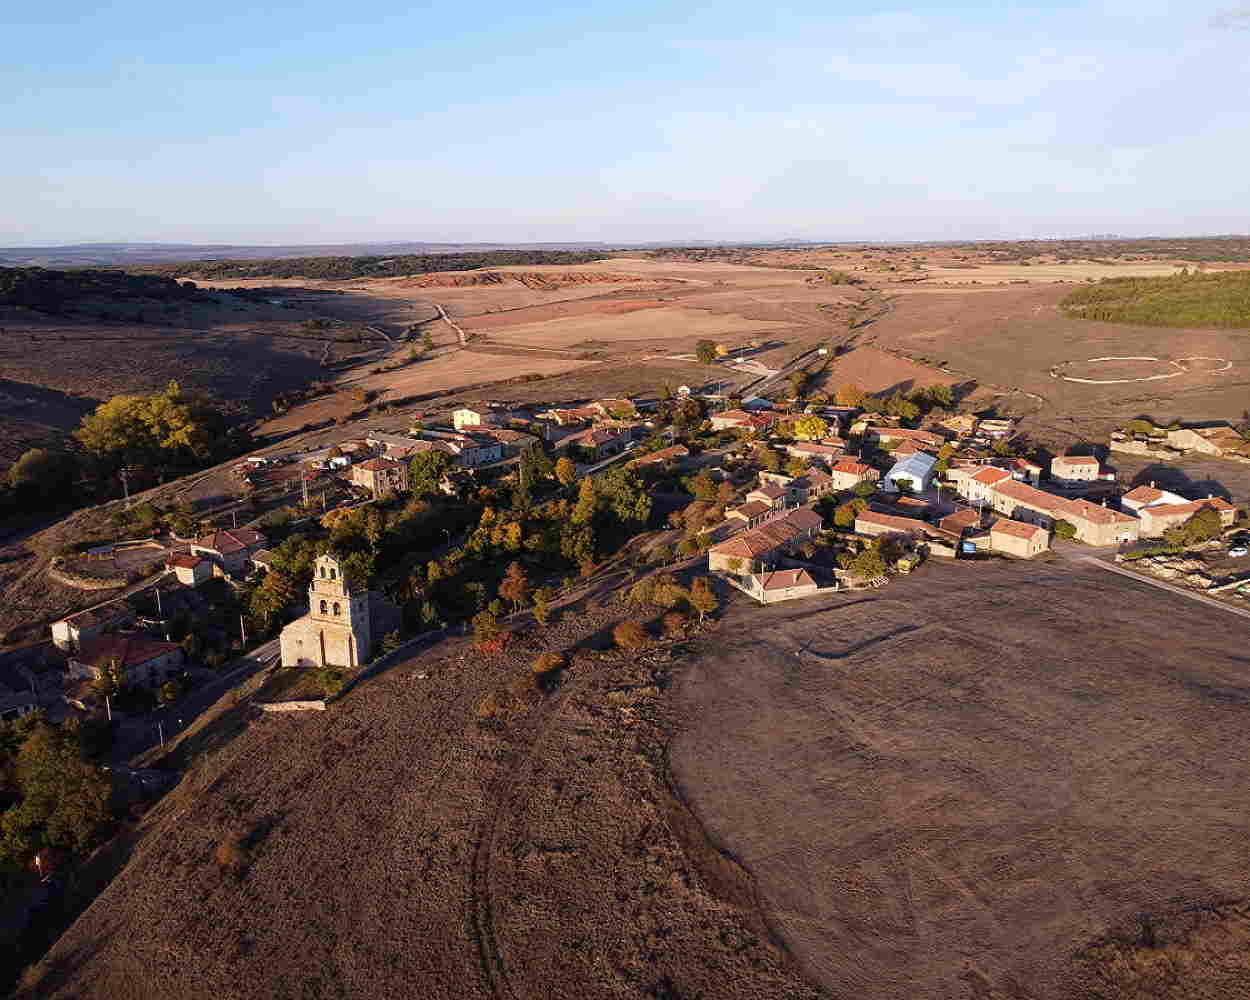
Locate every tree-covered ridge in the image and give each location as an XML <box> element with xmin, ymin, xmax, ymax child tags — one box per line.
<box><xmin>0</xmin><ymin>266</ymin><xmax>202</xmax><ymax>312</ymax></box>
<box><xmin>1061</xmin><ymin>270</ymin><xmax>1250</xmax><ymax>329</ymax></box>
<box><xmin>160</xmin><ymin>249</ymin><xmax>608</xmax><ymax>281</ymax></box>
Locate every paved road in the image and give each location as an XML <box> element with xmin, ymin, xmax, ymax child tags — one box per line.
<box><xmin>1077</xmin><ymin>555</ymin><xmax>1250</xmax><ymax>622</ymax></box>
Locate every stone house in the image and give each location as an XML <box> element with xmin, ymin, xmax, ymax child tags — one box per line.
<box><xmin>726</xmin><ymin>500</ymin><xmax>775</xmax><ymax>527</ymax></box>
<box><xmin>782</xmin><ymin>441</ymin><xmax>844</xmax><ymax>467</ymax></box>
<box><xmin>1136</xmin><ymin>497</ymin><xmax>1236</xmax><ymax>538</ymax></box>
<box><xmin>854</xmin><ymin>510</ymin><xmax>927</xmax><ymax>540</ymax></box>
<box><xmin>866</xmin><ymin>426</ymin><xmax>945</xmax><ymax>452</ymax></box>
<box><xmin>826</xmin><ymin>459</ymin><xmax>878</xmax><ymax>492</ymax></box>
<box><xmin>191</xmin><ymin>527</ymin><xmax>268</xmax><ymax>577</ymax></box>
<box><xmin>741</xmin><ymin>569</ymin><xmax>821</xmax><ymax>604</ymax></box>
<box><xmin>745</xmin><ymin>483</ymin><xmax>787</xmax><ymax>510</ymax></box>
<box><xmin>51</xmin><ymin>604</ymin><xmax>136</xmax><ymax>652</ymax></box>
<box><xmin>627</xmin><ymin>444</ymin><xmax>690</xmax><ymax>470</ymax></box>
<box><xmin>707</xmin><ymin>507</ymin><xmax>823</xmax><ymax>574</ymax></box>
<box><xmin>167</xmin><ymin>553</ymin><xmax>211</xmax><ymax>587</ymax></box>
<box><xmin>557</xmin><ymin>425</ymin><xmax>629</xmax><ymax>461</ymax></box>
<box><xmin>69</xmin><ymin>634</ymin><xmax>184</xmax><ymax>689</ymax></box>
<box><xmin>1166</xmin><ymin>424</ymin><xmax>1250</xmax><ymax>458</ymax></box>
<box><xmin>1050</xmin><ymin>455</ymin><xmax>1102</xmax><ymax>484</ymax></box>
<box><xmin>989</xmin><ymin>519</ymin><xmax>1049</xmax><ymax>558</ymax></box>
<box><xmin>352</xmin><ymin>457</ymin><xmax>409</xmax><ymax>497</ymax></box>
<box><xmin>452</xmin><ymin>406</ymin><xmax>505</xmax><ymax>430</ymax></box>
<box><xmin>1120</xmin><ymin>483</ymin><xmax>1188</xmax><ymax>514</ymax></box>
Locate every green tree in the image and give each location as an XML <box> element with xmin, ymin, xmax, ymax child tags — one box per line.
<box><xmin>572</xmin><ymin>476</ymin><xmax>597</xmax><ymax>525</ymax></box>
<box><xmin>1</xmin><ymin>722</ymin><xmax>111</xmax><ymax>866</ymax></box>
<box><xmin>792</xmin><ymin>414</ymin><xmax>828</xmax><ymax>440</ymax></box>
<box><xmin>853</xmin><ymin>480</ymin><xmax>877</xmax><ymax>499</ymax></box>
<box><xmin>532</xmin><ymin>586</ymin><xmax>553</xmax><ymax>626</ymax></box>
<box><xmin>422</xmin><ymin>330</ymin><xmax>435</xmax><ymax>351</ymax></box>
<box><xmin>925</xmin><ymin>384</ymin><xmax>954</xmax><ymax>408</ymax></box>
<box><xmin>498</xmin><ymin>560</ymin><xmax>530</xmax><ymax>612</ymax></box>
<box><xmin>695</xmin><ymin>339</ymin><xmax>718</xmax><ymax>365</ymax></box>
<box><xmin>598</xmin><ymin>466</ymin><xmax>652</xmax><ymax>524</ymax></box>
<box><xmin>409</xmin><ymin>449</ymin><xmax>452</xmax><ymax>496</ymax></box>
<box><xmin>848</xmin><ymin>544</ymin><xmax>886</xmax><ymax>580</ymax></box>
<box><xmin>7</xmin><ymin>448</ymin><xmax>77</xmax><ymax>501</ymax></box>
<box><xmin>1054</xmin><ymin>520</ymin><xmax>1077</xmax><ymax>540</ymax></box>
<box><xmin>249</xmin><ymin>569</ymin><xmax>298</xmax><ymax>632</ymax></box>
<box><xmin>689</xmin><ymin>470</ymin><xmax>717</xmax><ymax>500</ymax></box>
<box><xmin>690</xmin><ymin>576</ymin><xmax>718</xmax><ymax>622</ymax></box>
<box><xmin>753</xmin><ymin>445</ymin><xmax>780</xmax><ymax>474</ymax></box>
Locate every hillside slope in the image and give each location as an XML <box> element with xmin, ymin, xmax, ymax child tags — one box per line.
<box><xmin>19</xmin><ymin>605</ymin><xmax>820</xmax><ymax>1000</ymax></box>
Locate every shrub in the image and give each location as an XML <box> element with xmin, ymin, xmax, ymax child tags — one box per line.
<box><xmin>661</xmin><ymin>611</ymin><xmax>688</xmax><ymax>637</ymax></box>
<box><xmin>613</xmin><ymin>620</ymin><xmax>648</xmax><ymax>650</ymax></box>
<box><xmin>531</xmin><ymin>651</ymin><xmax>565</xmax><ymax>674</ymax></box>
<box><xmin>476</xmin><ymin>690</ymin><xmax>507</xmax><ymax>721</ymax></box>
<box><xmin>1054</xmin><ymin>520</ymin><xmax>1077</xmax><ymax>540</ymax></box>
<box><xmin>214</xmin><ymin>832</ymin><xmax>249</xmax><ymax>875</ymax></box>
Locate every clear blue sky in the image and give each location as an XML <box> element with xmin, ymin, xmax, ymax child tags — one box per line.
<box><xmin>5</xmin><ymin>1</ymin><xmax>1249</xmax><ymax>245</ymax></box>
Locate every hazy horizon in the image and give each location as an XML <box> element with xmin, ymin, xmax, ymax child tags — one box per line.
<box><xmin>8</xmin><ymin>1</ymin><xmax>1250</xmax><ymax>245</ymax></box>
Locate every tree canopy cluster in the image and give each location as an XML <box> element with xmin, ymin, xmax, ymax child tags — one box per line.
<box><xmin>159</xmin><ymin>250</ymin><xmax>605</xmax><ymax>282</ymax></box>
<box><xmin>0</xmin><ymin>266</ymin><xmax>203</xmax><ymax>313</ymax></box>
<box><xmin>1061</xmin><ymin>270</ymin><xmax>1250</xmax><ymax>329</ymax></box>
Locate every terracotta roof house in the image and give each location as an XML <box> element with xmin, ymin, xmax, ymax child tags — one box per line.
<box><xmin>866</xmin><ymin>426</ymin><xmax>944</xmax><ymax>451</ymax></box>
<box><xmin>708</xmin><ymin>506</ymin><xmax>823</xmax><ymax>574</ymax></box>
<box><xmin>953</xmin><ymin>465</ymin><xmax>1012</xmax><ymax>503</ymax></box>
<box><xmin>989</xmin><ymin>518</ymin><xmax>1049</xmax><ymax>558</ymax></box>
<box><xmin>790</xmin><ymin>469</ymin><xmax>837</xmax><ymax>503</ymax></box>
<box><xmin>938</xmin><ymin>509</ymin><xmax>982</xmax><ymax>536</ymax></box>
<box><xmin>782</xmin><ymin>441</ymin><xmax>844</xmax><ymax>467</ymax></box>
<box><xmin>352</xmin><ymin>457</ymin><xmax>409</xmax><ymax>497</ymax></box>
<box><xmin>452</xmin><ymin>406</ymin><xmax>506</xmax><ymax>431</ymax></box>
<box><xmin>69</xmin><ymin>634</ymin><xmax>184</xmax><ymax>689</ymax></box>
<box><xmin>627</xmin><ymin>444</ymin><xmax>689</xmax><ymax>469</ymax></box>
<box><xmin>1136</xmin><ymin>496</ymin><xmax>1236</xmax><ymax>537</ymax></box>
<box><xmin>1052</xmin><ymin>497</ymin><xmax>1140</xmax><ymax>545</ymax></box>
<box><xmin>1166</xmin><ymin>424</ymin><xmax>1250</xmax><ymax>458</ymax></box>
<box><xmin>978</xmin><ymin>418</ymin><xmax>1015</xmax><ymax>440</ymax></box>
<box><xmin>988</xmin><ymin>480</ymin><xmax>1064</xmax><ymax>527</ymax></box>
<box><xmin>745</xmin><ymin>483</ymin><xmax>787</xmax><ymax>509</ymax></box>
<box><xmin>50</xmin><ymin>603</ymin><xmax>136</xmax><ymax>652</ymax></box>
<box><xmin>557</xmin><ymin>425</ymin><xmax>629</xmax><ymax>461</ymax></box>
<box><xmin>191</xmin><ymin>527</ymin><xmax>267</xmax><ymax>577</ymax></box>
<box><xmin>591</xmin><ymin>398</ymin><xmax>638</xmax><ymax>418</ymax></box>
<box><xmin>854</xmin><ymin>510</ymin><xmax>927</xmax><ymax>540</ymax></box>
<box><xmin>1050</xmin><ymin>455</ymin><xmax>1103</xmax><ymax>484</ymax></box>
<box><xmin>1120</xmin><ymin>483</ymin><xmax>1188</xmax><ymax>514</ymax></box>
<box><xmin>539</xmin><ymin>406</ymin><xmax>599</xmax><ymax>426</ymax></box>
<box><xmin>741</xmin><ymin>568</ymin><xmax>821</xmax><ymax>604</ymax></box>
<box><xmin>726</xmin><ymin>500</ymin><xmax>774</xmax><ymax>525</ymax></box>
<box><xmin>167</xmin><ymin>552</ymin><xmax>211</xmax><ymax>587</ymax></box>
<box><xmin>1008</xmin><ymin>456</ymin><xmax>1043</xmax><ymax>484</ymax></box>
<box><xmin>827</xmin><ymin>459</ymin><xmax>878</xmax><ymax>492</ymax></box>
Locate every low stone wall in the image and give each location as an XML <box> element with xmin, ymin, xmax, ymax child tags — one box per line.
<box><xmin>1108</xmin><ymin>439</ymin><xmax>1174</xmax><ymax>458</ymax></box>
<box><xmin>47</xmin><ymin>566</ymin><xmax>129</xmax><ymax>591</ymax></box>
<box><xmin>259</xmin><ymin>700</ymin><xmax>326</xmax><ymax>713</ymax></box>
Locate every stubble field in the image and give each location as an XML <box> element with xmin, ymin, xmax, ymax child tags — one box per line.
<box><xmin>673</xmin><ymin>560</ymin><xmax>1250</xmax><ymax>1000</ymax></box>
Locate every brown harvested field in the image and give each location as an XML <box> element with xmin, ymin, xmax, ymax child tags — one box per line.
<box><xmin>21</xmin><ymin>588</ymin><xmax>821</xmax><ymax>1000</ymax></box>
<box><xmin>858</xmin><ymin>283</ymin><xmax>1250</xmax><ymax>445</ymax></box>
<box><xmin>812</xmin><ymin>344</ymin><xmax>961</xmax><ymax>396</ymax></box>
<box><xmin>467</xmin><ymin>305</ymin><xmax>795</xmax><ymax>348</ymax></box>
<box><xmin>672</xmin><ymin>560</ymin><xmax>1250</xmax><ymax>1000</ymax></box>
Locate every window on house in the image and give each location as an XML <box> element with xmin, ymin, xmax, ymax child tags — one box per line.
<box><xmin>330</xmin><ymin>567</ymin><xmax>337</xmax><ymax>580</ymax></box>
<box><xmin>320</xmin><ymin>566</ymin><xmax>326</xmax><ymax>578</ymax></box>
<box><xmin>320</xmin><ymin>600</ymin><xmax>327</xmax><ymax>614</ymax></box>
<box><xmin>333</xmin><ymin>602</ymin><xmax>341</xmax><ymax>616</ymax></box>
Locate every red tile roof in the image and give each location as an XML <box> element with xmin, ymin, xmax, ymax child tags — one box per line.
<box><xmin>971</xmin><ymin>467</ymin><xmax>1013</xmax><ymax>486</ymax></box>
<box><xmin>993</xmin><ymin>480</ymin><xmax>1063</xmax><ymax>513</ymax></box>
<box><xmin>168</xmin><ymin>553</ymin><xmax>207</xmax><ymax>570</ymax></box>
<box><xmin>831</xmin><ymin>459</ymin><xmax>871</xmax><ymax>476</ymax></box>
<box><xmin>711</xmin><ymin>507</ymin><xmax>822</xmax><ymax>559</ymax></box>
<box><xmin>73</xmin><ymin>634</ymin><xmax>181</xmax><ymax>671</ymax></box>
<box><xmin>195</xmin><ymin>527</ymin><xmax>265</xmax><ymax>555</ymax></box>
<box><xmin>855</xmin><ymin>510</ymin><xmax>926</xmax><ymax>534</ymax></box>
<box><xmin>1122</xmin><ymin>485</ymin><xmax>1165</xmax><ymax>504</ymax></box>
<box><xmin>757</xmin><ymin>569</ymin><xmax>816</xmax><ymax>591</ymax></box>
<box><xmin>1053</xmin><ymin>455</ymin><xmax>1099</xmax><ymax>467</ymax></box>
<box><xmin>990</xmin><ymin>518</ymin><xmax>1047</xmax><ymax>541</ymax></box>
<box><xmin>357</xmin><ymin>457</ymin><xmax>404</xmax><ymax>471</ymax></box>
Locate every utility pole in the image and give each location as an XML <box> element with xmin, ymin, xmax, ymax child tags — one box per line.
<box><xmin>105</xmin><ymin>695</ymin><xmax>112</xmax><ymax>722</ymax></box>
<box><xmin>158</xmin><ymin>721</ymin><xmax>165</xmax><ymax>747</ymax></box>
<box><xmin>302</xmin><ymin>472</ymin><xmax>310</xmax><ymax>509</ymax></box>
<box><xmin>239</xmin><ymin>614</ymin><xmax>248</xmax><ymax>647</ymax></box>
<box><xmin>231</xmin><ymin>508</ymin><xmax>237</xmax><ymax>529</ymax></box>
<box><xmin>119</xmin><ymin>467</ymin><xmax>132</xmax><ymax>507</ymax></box>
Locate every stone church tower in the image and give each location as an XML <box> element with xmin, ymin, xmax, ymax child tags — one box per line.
<box><xmin>279</xmin><ymin>554</ymin><xmax>373</xmax><ymax>668</ymax></box>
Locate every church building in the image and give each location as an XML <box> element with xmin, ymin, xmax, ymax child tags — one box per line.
<box><xmin>280</xmin><ymin>554</ymin><xmax>373</xmax><ymax>669</ymax></box>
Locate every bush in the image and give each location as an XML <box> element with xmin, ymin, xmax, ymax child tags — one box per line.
<box><xmin>1054</xmin><ymin>520</ymin><xmax>1077</xmax><ymax>540</ymax></box>
<box><xmin>214</xmin><ymin>832</ymin><xmax>249</xmax><ymax>875</ymax></box>
<box><xmin>613</xmin><ymin>620</ymin><xmax>648</xmax><ymax>650</ymax></box>
<box><xmin>531</xmin><ymin>651</ymin><xmax>565</xmax><ymax>674</ymax></box>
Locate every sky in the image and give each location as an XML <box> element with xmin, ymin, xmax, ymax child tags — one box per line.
<box><xmin>5</xmin><ymin>1</ymin><xmax>1250</xmax><ymax>245</ymax></box>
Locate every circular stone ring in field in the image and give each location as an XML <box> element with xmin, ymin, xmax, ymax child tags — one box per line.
<box><xmin>1049</xmin><ymin>356</ymin><xmax>1232</xmax><ymax>384</ymax></box>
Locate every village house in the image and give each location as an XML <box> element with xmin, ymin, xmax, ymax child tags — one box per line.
<box><xmin>1166</xmin><ymin>424</ymin><xmax>1250</xmax><ymax>458</ymax></box>
<box><xmin>788</xmin><ymin>469</ymin><xmax>838</xmax><ymax>504</ymax></box>
<box><xmin>849</xmin><ymin>413</ymin><xmax>901</xmax><ymax>436</ymax></box>
<box><xmin>978</xmin><ymin>418</ymin><xmax>1015</xmax><ymax>440</ymax></box>
<box><xmin>987</xmin><ymin>480</ymin><xmax>1062</xmax><ymax>528</ymax></box>
<box><xmin>1057</xmin><ymin>498</ymin><xmax>1140</xmax><ymax>545</ymax></box>
<box><xmin>280</xmin><ymin>554</ymin><xmax>373</xmax><ymax>669</ymax></box>
<box><xmin>191</xmin><ymin>527</ymin><xmax>268</xmax><ymax>577</ymax></box>
<box><xmin>167</xmin><ymin>552</ymin><xmax>212</xmax><ymax>587</ymax></box>
<box><xmin>1135</xmin><ymin>496</ymin><xmax>1237</xmax><ymax>538</ymax></box>
<box><xmin>467</xmin><ymin>427</ymin><xmax>540</xmax><ymax>458</ymax></box>
<box><xmin>68</xmin><ymin>633</ymin><xmax>184</xmax><ymax>689</ymax></box>
<box><xmin>452</xmin><ymin>405</ymin><xmax>505</xmax><ymax>431</ymax></box>
<box><xmin>952</xmin><ymin>465</ymin><xmax>1013</xmax><ymax>504</ymax></box>
<box><xmin>726</xmin><ymin>500</ymin><xmax>775</xmax><ymax>527</ymax></box>
<box><xmin>590</xmin><ymin>398</ymin><xmax>638</xmax><ymax>419</ymax></box>
<box><xmin>707</xmin><ymin>506</ymin><xmax>823</xmax><ymax>574</ymax></box>
<box><xmin>882</xmin><ymin>452</ymin><xmax>937</xmax><ymax>493</ymax></box>
<box><xmin>709</xmin><ymin>409</ymin><xmax>775</xmax><ymax>433</ymax></box>
<box><xmin>745</xmin><ymin>482</ymin><xmax>788</xmax><ymax>510</ymax></box>
<box><xmin>1007</xmin><ymin>456</ymin><xmax>1043</xmax><ymax>484</ymax></box>
<box><xmin>557</xmin><ymin>425</ymin><xmax>629</xmax><ymax>461</ymax></box>
<box><xmin>739</xmin><ymin>568</ymin><xmax>821</xmax><ymax>604</ymax></box>
<box><xmin>865</xmin><ymin>426</ymin><xmax>945</xmax><ymax>452</ymax></box>
<box><xmin>783</xmin><ymin>441</ymin><xmax>845</xmax><ymax>467</ymax></box>
<box><xmin>51</xmin><ymin>604</ymin><xmax>135</xmax><ymax>652</ymax></box>
<box><xmin>627</xmin><ymin>444</ymin><xmax>690</xmax><ymax>470</ymax></box>
<box><xmin>351</xmin><ymin>457</ymin><xmax>409</xmax><ymax>497</ymax></box>
<box><xmin>826</xmin><ymin>458</ymin><xmax>878</xmax><ymax>492</ymax></box>
<box><xmin>989</xmin><ymin>518</ymin><xmax>1050</xmax><ymax>559</ymax></box>
<box><xmin>1050</xmin><ymin>455</ymin><xmax>1103</xmax><ymax>484</ymax></box>
<box><xmin>1120</xmin><ymin>483</ymin><xmax>1189</xmax><ymax>514</ymax></box>
<box><xmin>938</xmin><ymin>508</ymin><xmax>982</xmax><ymax>537</ymax></box>
<box><xmin>537</xmin><ymin>405</ymin><xmax>599</xmax><ymax>426</ymax></box>
<box><xmin>854</xmin><ymin>509</ymin><xmax>927</xmax><ymax>540</ymax></box>
<box><xmin>410</xmin><ymin>432</ymin><xmax>503</xmax><ymax>468</ymax></box>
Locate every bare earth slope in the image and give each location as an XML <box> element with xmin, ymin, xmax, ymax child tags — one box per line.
<box><xmin>24</xmin><ymin>604</ymin><xmax>819</xmax><ymax>1000</ymax></box>
<box><xmin>673</xmin><ymin>561</ymin><xmax>1250</xmax><ymax>1000</ymax></box>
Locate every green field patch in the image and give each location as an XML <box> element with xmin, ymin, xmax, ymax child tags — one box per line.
<box><xmin>1061</xmin><ymin>270</ymin><xmax>1250</xmax><ymax>328</ymax></box>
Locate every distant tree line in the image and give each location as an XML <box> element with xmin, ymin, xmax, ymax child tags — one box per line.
<box><xmin>1061</xmin><ymin>270</ymin><xmax>1250</xmax><ymax>329</ymax></box>
<box><xmin>0</xmin><ymin>266</ymin><xmax>204</xmax><ymax>314</ymax></box>
<box><xmin>157</xmin><ymin>250</ymin><xmax>609</xmax><ymax>281</ymax></box>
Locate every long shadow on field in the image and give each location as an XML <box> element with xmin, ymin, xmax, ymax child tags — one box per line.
<box><xmin>1127</xmin><ymin>463</ymin><xmax>1231</xmax><ymax>500</ymax></box>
